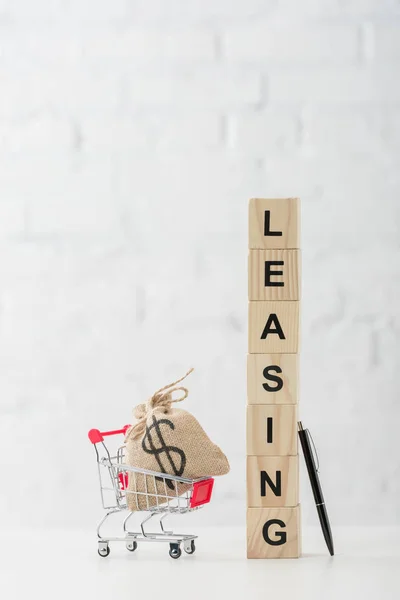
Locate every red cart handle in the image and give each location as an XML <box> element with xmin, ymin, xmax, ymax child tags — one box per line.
<box><xmin>88</xmin><ymin>425</ymin><xmax>131</xmax><ymax>444</ymax></box>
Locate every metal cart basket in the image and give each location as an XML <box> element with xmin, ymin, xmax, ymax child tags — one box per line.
<box><xmin>88</xmin><ymin>426</ymin><xmax>214</xmax><ymax>559</ymax></box>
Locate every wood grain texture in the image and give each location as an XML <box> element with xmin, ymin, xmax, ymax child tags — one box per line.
<box><xmin>248</xmin><ymin>301</ymin><xmax>300</xmax><ymax>353</ymax></box>
<box><xmin>247</xmin><ymin>506</ymin><xmax>301</xmax><ymax>559</ymax></box>
<box><xmin>247</xmin><ymin>353</ymin><xmax>299</xmax><ymax>405</ymax></box>
<box><xmin>248</xmin><ymin>249</ymin><xmax>301</xmax><ymax>300</ymax></box>
<box><xmin>246</xmin><ymin>404</ymin><xmax>298</xmax><ymax>456</ymax></box>
<box><xmin>249</xmin><ymin>198</ymin><xmax>300</xmax><ymax>249</ymax></box>
<box><xmin>247</xmin><ymin>455</ymin><xmax>299</xmax><ymax>508</ymax></box>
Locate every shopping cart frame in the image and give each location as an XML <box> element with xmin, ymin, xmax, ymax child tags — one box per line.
<box><xmin>88</xmin><ymin>425</ymin><xmax>214</xmax><ymax>559</ymax></box>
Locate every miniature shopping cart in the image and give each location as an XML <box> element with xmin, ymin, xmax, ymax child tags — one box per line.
<box><xmin>88</xmin><ymin>425</ymin><xmax>214</xmax><ymax>559</ymax></box>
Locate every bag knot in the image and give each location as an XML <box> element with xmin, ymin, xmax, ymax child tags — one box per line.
<box><xmin>126</xmin><ymin>368</ymin><xmax>193</xmax><ymax>442</ymax></box>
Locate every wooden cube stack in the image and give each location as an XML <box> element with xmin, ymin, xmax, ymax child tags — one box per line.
<box><xmin>247</xmin><ymin>198</ymin><xmax>301</xmax><ymax>559</ymax></box>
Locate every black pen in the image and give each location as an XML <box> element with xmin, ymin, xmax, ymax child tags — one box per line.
<box><xmin>298</xmin><ymin>421</ymin><xmax>334</xmax><ymax>556</ymax></box>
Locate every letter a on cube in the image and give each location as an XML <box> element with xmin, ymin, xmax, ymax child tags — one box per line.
<box><xmin>248</xmin><ymin>301</ymin><xmax>299</xmax><ymax>353</ymax></box>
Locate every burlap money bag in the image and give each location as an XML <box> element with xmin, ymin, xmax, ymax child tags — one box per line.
<box><xmin>124</xmin><ymin>369</ymin><xmax>230</xmax><ymax>511</ymax></box>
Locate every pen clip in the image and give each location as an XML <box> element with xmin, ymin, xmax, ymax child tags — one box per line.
<box><xmin>306</xmin><ymin>428</ymin><xmax>320</xmax><ymax>472</ymax></box>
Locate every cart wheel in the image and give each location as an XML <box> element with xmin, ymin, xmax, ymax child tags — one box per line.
<box><xmin>98</xmin><ymin>544</ymin><xmax>110</xmax><ymax>558</ymax></box>
<box><xmin>169</xmin><ymin>544</ymin><xmax>182</xmax><ymax>559</ymax></box>
<box><xmin>184</xmin><ymin>540</ymin><xmax>196</xmax><ymax>555</ymax></box>
<box><xmin>126</xmin><ymin>541</ymin><xmax>138</xmax><ymax>552</ymax></box>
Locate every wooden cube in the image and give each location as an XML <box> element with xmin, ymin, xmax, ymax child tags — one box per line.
<box><xmin>249</xmin><ymin>198</ymin><xmax>300</xmax><ymax>250</ymax></box>
<box><xmin>247</xmin><ymin>404</ymin><xmax>297</xmax><ymax>456</ymax></box>
<box><xmin>247</xmin><ymin>456</ymin><xmax>299</xmax><ymax>507</ymax></box>
<box><xmin>248</xmin><ymin>301</ymin><xmax>299</xmax><ymax>353</ymax></box>
<box><xmin>247</xmin><ymin>354</ymin><xmax>299</xmax><ymax>405</ymax></box>
<box><xmin>247</xmin><ymin>506</ymin><xmax>301</xmax><ymax>558</ymax></box>
<box><xmin>248</xmin><ymin>249</ymin><xmax>301</xmax><ymax>301</ymax></box>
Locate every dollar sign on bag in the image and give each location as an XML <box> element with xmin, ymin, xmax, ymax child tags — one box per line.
<box><xmin>142</xmin><ymin>415</ymin><xmax>186</xmax><ymax>490</ymax></box>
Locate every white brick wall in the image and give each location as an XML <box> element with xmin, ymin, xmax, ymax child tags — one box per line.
<box><xmin>127</xmin><ymin>69</ymin><xmax>262</xmax><ymax>107</ymax></box>
<box><xmin>0</xmin><ymin>0</ymin><xmax>399</xmax><ymax>531</ymax></box>
<box><xmin>223</xmin><ymin>24</ymin><xmax>359</xmax><ymax>63</ymax></box>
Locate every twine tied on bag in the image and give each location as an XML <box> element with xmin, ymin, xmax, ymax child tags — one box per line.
<box><xmin>125</xmin><ymin>368</ymin><xmax>194</xmax><ymax>442</ymax></box>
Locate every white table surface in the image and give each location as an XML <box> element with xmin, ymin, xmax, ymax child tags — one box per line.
<box><xmin>0</xmin><ymin>525</ymin><xmax>399</xmax><ymax>600</ymax></box>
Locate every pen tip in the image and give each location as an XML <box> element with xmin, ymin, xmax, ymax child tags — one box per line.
<box><xmin>298</xmin><ymin>421</ymin><xmax>303</xmax><ymax>431</ymax></box>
